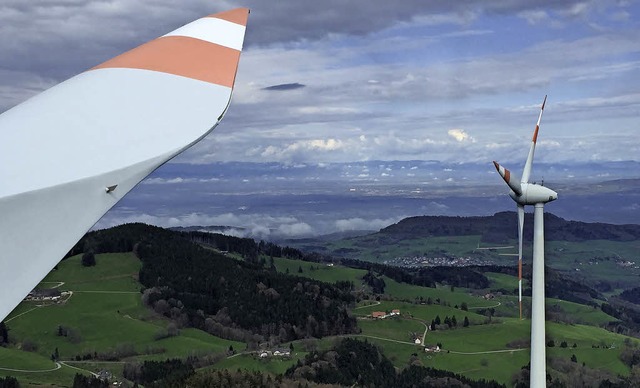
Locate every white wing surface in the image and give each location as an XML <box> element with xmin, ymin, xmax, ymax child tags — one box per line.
<box><xmin>0</xmin><ymin>8</ymin><xmax>250</xmax><ymax>322</ymax></box>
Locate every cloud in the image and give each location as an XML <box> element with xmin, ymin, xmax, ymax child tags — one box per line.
<box><xmin>95</xmin><ymin>210</ymin><xmax>316</xmax><ymax>239</ymax></box>
<box><xmin>421</xmin><ymin>201</ymin><xmax>450</xmax><ymax>214</ymax></box>
<box><xmin>2</xmin><ymin>0</ymin><xmax>638</xmax><ymax>166</ymax></box>
<box><xmin>448</xmin><ymin>129</ymin><xmax>475</xmax><ymax>142</ymax></box>
<box><xmin>335</xmin><ymin>217</ymin><xmax>405</xmax><ymax>232</ymax></box>
<box><xmin>259</xmin><ymin>138</ymin><xmax>347</xmax><ymax>162</ymax></box>
<box><xmin>276</xmin><ymin>222</ymin><xmax>314</xmax><ymax>237</ymax></box>
<box><xmin>518</xmin><ymin>10</ymin><xmax>550</xmax><ymax>25</ymax></box>
<box><xmin>262</xmin><ymin>83</ymin><xmax>306</xmax><ymax>91</ymax></box>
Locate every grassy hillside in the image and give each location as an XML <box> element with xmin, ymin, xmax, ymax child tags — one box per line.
<box><xmin>1</xmin><ymin>253</ymin><xmax>242</xmax><ymax>387</ymax></box>
<box><xmin>1</xmin><ymin>226</ymin><xmax>636</xmax><ymax>387</ymax></box>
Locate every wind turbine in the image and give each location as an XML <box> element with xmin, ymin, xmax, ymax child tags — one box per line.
<box><xmin>493</xmin><ymin>95</ymin><xmax>557</xmax><ymax>388</ymax></box>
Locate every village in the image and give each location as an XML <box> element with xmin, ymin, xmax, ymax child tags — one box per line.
<box><xmin>383</xmin><ymin>256</ymin><xmax>496</xmax><ymax>268</ymax></box>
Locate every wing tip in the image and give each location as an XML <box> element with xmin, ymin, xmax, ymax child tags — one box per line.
<box><xmin>209</xmin><ymin>7</ymin><xmax>250</xmax><ymax>26</ymax></box>
<box><xmin>91</xmin><ymin>8</ymin><xmax>249</xmax><ymax>88</ymax></box>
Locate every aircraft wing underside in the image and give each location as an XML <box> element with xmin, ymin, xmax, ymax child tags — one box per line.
<box><xmin>0</xmin><ymin>8</ymin><xmax>249</xmax><ymax>322</ymax></box>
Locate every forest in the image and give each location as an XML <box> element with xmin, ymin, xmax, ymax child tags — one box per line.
<box><xmin>285</xmin><ymin>338</ymin><xmax>505</xmax><ymax>388</ymax></box>
<box><xmin>67</xmin><ymin>223</ymin><xmax>358</xmax><ymax>344</ymax></box>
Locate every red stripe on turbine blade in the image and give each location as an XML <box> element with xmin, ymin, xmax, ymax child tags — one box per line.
<box><xmin>518</xmin><ymin>260</ymin><xmax>522</xmax><ymax>279</ymax></box>
<box><xmin>504</xmin><ymin>168</ymin><xmax>511</xmax><ymax>183</ymax></box>
<box><xmin>532</xmin><ymin>125</ymin><xmax>539</xmax><ymax>143</ymax></box>
<box><xmin>519</xmin><ymin>301</ymin><xmax>522</xmax><ymax>320</ymax></box>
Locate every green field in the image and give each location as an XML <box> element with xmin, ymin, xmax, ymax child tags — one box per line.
<box><xmin>354</xmin><ymin>300</ymin><xmax>486</xmax><ymax>326</ymax></box>
<box><xmin>359</xmin><ymin>318</ymin><xmax>425</xmax><ymax>343</ymax></box>
<box><xmin>485</xmin><ymin>271</ymin><xmax>524</xmax><ymax>292</ymax></box>
<box><xmin>1</xmin><ymin>248</ymin><xmax>635</xmax><ymax>387</ymax></box>
<box><xmin>324</xmin><ymin>235</ymin><xmax>489</xmax><ymax>263</ymax></box>
<box><xmin>0</xmin><ymin>253</ymin><xmax>244</xmax><ymax>386</ymax></box>
<box><xmin>0</xmin><ymin>346</ymin><xmax>80</xmax><ymax>386</ymax></box>
<box><xmin>300</xmin><ymin>232</ymin><xmax>640</xmax><ymax>290</ymax></box>
<box><xmin>211</xmin><ymin>351</ymin><xmax>307</xmax><ymax>376</ymax></box>
<box><xmin>273</xmin><ymin>257</ymin><xmax>367</xmax><ymax>285</ymax></box>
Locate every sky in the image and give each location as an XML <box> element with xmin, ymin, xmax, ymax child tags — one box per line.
<box><xmin>2</xmin><ymin>1</ymin><xmax>640</xmax><ymax>236</ymax></box>
<box><xmin>1</xmin><ymin>0</ymin><xmax>639</xmax><ymax>167</ymax></box>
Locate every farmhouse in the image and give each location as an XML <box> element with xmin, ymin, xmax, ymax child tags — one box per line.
<box><xmin>371</xmin><ymin>309</ymin><xmax>401</xmax><ymax>319</ymax></box>
<box><xmin>259</xmin><ymin>351</ymin><xmax>271</xmax><ymax>358</ymax></box>
<box><xmin>273</xmin><ymin>348</ymin><xmax>291</xmax><ymax>357</ymax></box>
<box><xmin>259</xmin><ymin>349</ymin><xmax>291</xmax><ymax>358</ymax></box>
<box><xmin>25</xmin><ymin>288</ymin><xmax>61</xmax><ymax>302</ymax></box>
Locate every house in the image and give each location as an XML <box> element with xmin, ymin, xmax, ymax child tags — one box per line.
<box><xmin>25</xmin><ymin>288</ymin><xmax>61</xmax><ymax>301</ymax></box>
<box><xmin>414</xmin><ymin>338</ymin><xmax>422</xmax><ymax>344</ymax></box>
<box><xmin>273</xmin><ymin>349</ymin><xmax>291</xmax><ymax>357</ymax></box>
<box><xmin>425</xmin><ymin>345</ymin><xmax>441</xmax><ymax>353</ymax></box>
<box><xmin>391</xmin><ymin>309</ymin><xmax>400</xmax><ymax>315</ymax></box>
<box><xmin>97</xmin><ymin>370</ymin><xmax>112</xmax><ymax>381</ymax></box>
<box><xmin>371</xmin><ymin>311</ymin><xmax>386</xmax><ymax>319</ymax></box>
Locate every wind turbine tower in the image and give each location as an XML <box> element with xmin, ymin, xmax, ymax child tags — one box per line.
<box><xmin>493</xmin><ymin>96</ymin><xmax>557</xmax><ymax>388</ymax></box>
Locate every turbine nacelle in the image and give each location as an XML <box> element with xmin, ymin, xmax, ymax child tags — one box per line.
<box><xmin>509</xmin><ymin>183</ymin><xmax>557</xmax><ymax>205</ymax></box>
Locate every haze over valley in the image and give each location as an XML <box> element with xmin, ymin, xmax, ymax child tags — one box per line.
<box><xmin>96</xmin><ymin>160</ymin><xmax>640</xmax><ymax>239</ymax></box>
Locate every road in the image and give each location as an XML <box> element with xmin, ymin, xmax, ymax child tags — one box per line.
<box><xmin>4</xmin><ymin>307</ymin><xmax>41</xmax><ymax>323</ymax></box>
<box><xmin>353</xmin><ymin>301</ymin><xmax>381</xmax><ymax>310</ymax></box>
<box><xmin>0</xmin><ymin>362</ymin><xmax>61</xmax><ymax>373</ymax></box>
<box><xmin>468</xmin><ymin>301</ymin><xmax>502</xmax><ymax>310</ymax></box>
<box><xmin>449</xmin><ymin>348</ymin><xmax>528</xmax><ymax>355</ymax></box>
<box><xmin>58</xmin><ymin>361</ymin><xmax>100</xmax><ymax>377</ymax></box>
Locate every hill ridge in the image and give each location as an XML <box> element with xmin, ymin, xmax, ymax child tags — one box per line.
<box><xmin>379</xmin><ymin>212</ymin><xmax>640</xmax><ymax>243</ymax></box>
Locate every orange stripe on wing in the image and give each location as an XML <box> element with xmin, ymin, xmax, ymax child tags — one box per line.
<box><xmin>92</xmin><ymin>36</ymin><xmax>240</xmax><ymax>88</ymax></box>
<box><xmin>504</xmin><ymin>168</ymin><xmax>511</xmax><ymax>183</ymax></box>
<box><xmin>210</xmin><ymin>8</ymin><xmax>249</xmax><ymax>26</ymax></box>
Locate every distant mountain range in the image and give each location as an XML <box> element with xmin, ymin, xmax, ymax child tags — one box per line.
<box><xmin>97</xmin><ymin>160</ymin><xmax>640</xmax><ymax>235</ymax></box>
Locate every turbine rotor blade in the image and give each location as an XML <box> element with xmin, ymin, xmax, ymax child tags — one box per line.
<box><xmin>493</xmin><ymin>161</ymin><xmax>522</xmax><ymax>196</ymax></box>
<box><xmin>522</xmin><ymin>95</ymin><xmax>546</xmax><ymax>183</ymax></box>
<box><xmin>518</xmin><ymin>204</ymin><xmax>525</xmax><ymax>320</ymax></box>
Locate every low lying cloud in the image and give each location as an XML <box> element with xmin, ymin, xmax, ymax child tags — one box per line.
<box><xmin>95</xmin><ymin>211</ymin><xmax>314</xmax><ymax>239</ymax></box>
<box><xmin>335</xmin><ymin>216</ymin><xmax>405</xmax><ymax>232</ymax></box>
